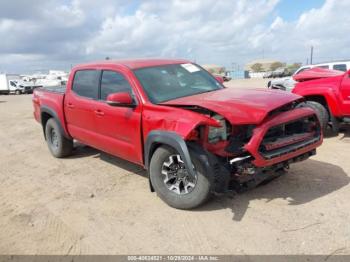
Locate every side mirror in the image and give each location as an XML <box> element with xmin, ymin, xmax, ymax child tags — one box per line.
<box><xmin>106</xmin><ymin>92</ymin><xmax>135</xmax><ymax>108</ymax></box>
<box><xmin>214</xmin><ymin>75</ymin><xmax>224</xmax><ymax>84</ymax></box>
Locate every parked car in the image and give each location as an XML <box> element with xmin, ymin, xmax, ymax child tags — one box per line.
<box><xmin>263</xmin><ymin>71</ymin><xmax>273</xmax><ymax>78</ymax></box>
<box><xmin>268</xmin><ymin>61</ymin><xmax>350</xmax><ymax>91</ymax></box>
<box><xmin>33</xmin><ymin>59</ymin><xmax>323</xmax><ymax>209</ymax></box>
<box><xmin>292</xmin><ymin>67</ymin><xmax>350</xmax><ymax>134</ymax></box>
<box><xmin>271</xmin><ymin>67</ymin><xmax>288</xmax><ymax>78</ymax></box>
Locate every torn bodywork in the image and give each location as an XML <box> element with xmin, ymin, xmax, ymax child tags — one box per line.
<box><xmin>150</xmin><ymin>98</ymin><xmax>322</xmax><ymax>193</ymax></box>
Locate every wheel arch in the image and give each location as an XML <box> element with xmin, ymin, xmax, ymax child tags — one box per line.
<box><xmin>40</xmin><ymin>106</ymin><xmax>70</xmax><ymax>139</ymax></box>
<box><xmin>145</xmin><ymin>131</ymin><xmax>195</xmax><ymax>175</ymax></box>
<box><xmin>304</xmin><ymin>95</ymin><xmax>328</xmax><ymax>109</ymax></box>
<box><xmin>145</xmin><ymin>131</ymin><xmax>230</xmax><ymax>193</ymax></box>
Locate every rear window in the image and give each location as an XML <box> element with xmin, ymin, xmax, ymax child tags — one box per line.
<box><xmin>333</xmin><ymin>64</ymin><xmax>347</xmax><ymax>72</ymax></box>
<box><xmin>72</xmin><ymin>70</ymin><xmax>99</xmax><ymax>99</ymax></box>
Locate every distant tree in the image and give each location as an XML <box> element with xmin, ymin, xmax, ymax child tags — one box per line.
<box><xmin>288</xmin><ymin>63</ymin><xmax>302</xmax><ymax>69</ymax></box>
<box><xmin>270</xmin><ymin>62</ymin><xmax>284</xmax><ymax>71</ymax></box>
<box><xmin>287</xmin><ymin>62</ymin><xmax>302</xmax><ymax>74</ymax></box>
<box><xmin>105</xmin><ymin>56</ymin><xmax>110</xmax><ymax>60</ymax></box>
<box><xmin>251</xmin><ymin>63</ymin><xmax>263</xmax><ymax>72</ymax></box>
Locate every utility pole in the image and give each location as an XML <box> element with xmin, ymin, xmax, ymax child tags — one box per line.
<box><xmin>310</xmin><ymin>46</ymin><xmax>314</xmax><ymax>65</ymax></box>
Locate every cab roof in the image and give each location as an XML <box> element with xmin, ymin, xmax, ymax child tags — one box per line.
<box><xmin>77</xmin><ymin>58</ymin><xmax>191</xmax><ymax>70</ymax></box>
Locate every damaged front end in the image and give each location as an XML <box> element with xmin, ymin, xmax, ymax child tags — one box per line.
<box><xmin>173</xmin><ymin>103</ymin><xmax>323</xmax><ymax>193</ymax></box>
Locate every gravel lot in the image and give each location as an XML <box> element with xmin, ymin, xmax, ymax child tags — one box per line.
<box><xmin>0</xmin><ymin>79</ymin><xmax>349</xmax><ymax>255</ymax></box>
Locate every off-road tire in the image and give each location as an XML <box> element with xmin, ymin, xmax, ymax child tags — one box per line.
<box><xmin>303</xmin><ymin>101</ymin><xmax>329</xmax><ymax>132</ymax></box>
<box><xmin>150</xmin><ymin>145</ymin><xmax>211</xmax><ymax>209</ymax></box>
<box><xmin>45</xmin><ymin>118</ymin><xmax>73</xmax><ymax>158</ymax></box>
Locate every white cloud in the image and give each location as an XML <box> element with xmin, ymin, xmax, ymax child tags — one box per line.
<box><xmin>0</xmin><ymin>0</ymin><xmax>350</xmax><ymax>73</ymax></box>
<box><xmin>44</xmin><ymin>0</ymin><xmax>85</xmax><ymax>27</ymax></box>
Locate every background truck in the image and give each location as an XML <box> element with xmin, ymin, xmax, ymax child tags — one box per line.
<box><xmin>292</xmin><ymin>67</ymin><xmax>350</xmax><ymax>134</ymax></box>
<box><xmin>33</xmin><ymin>59</ymin><xmax>322</xmax><ymax>209</ymax></box>
<box><xmin>0</xmin><ymin>74</ymin><xmax>37</xmax><ymax>94</ymax></box>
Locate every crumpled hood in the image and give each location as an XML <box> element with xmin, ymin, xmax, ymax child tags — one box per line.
<box><xmin>161</xmin><ymin>88</ymin><xmax>302</xmax><ymax>125</ymax></box>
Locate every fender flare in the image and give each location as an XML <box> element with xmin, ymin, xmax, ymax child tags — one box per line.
<box><xmin>145</xmin><ymin>131</ymin><xmax>230</xmax><ymax>193</ymax></box>
<box><xmin>144</xmin><ymin>130</ymin><xmax>196</xmax><ymax>179</ymax></box>
<box><xmin>294</xmin><ymin>88</ymin><xmax>342</xmax><ymax>117</ymax></box>
<box><xmin>40</xmin><ymin>106</ymin><xmax>70</xmax><ymax>139</ymax></box>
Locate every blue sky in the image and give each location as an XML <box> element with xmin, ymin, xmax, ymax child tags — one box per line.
<box><xmin>0</xmin><ymin>0</ymin><xmax>349</xmax><ymax>73</ymax></box>
<box><xmin>277</xmin><ymin>0</ymin><xmax>325</xmax><ymax>21</ymax></box>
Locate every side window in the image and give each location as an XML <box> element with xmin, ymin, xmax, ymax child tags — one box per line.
<box><xmin>333</xmin><ymin>64</ymin><xmax>347</xmax><ymax>72</ymax></box>
<box><xmin>100</xmin><ymin>71</ymin><xmax>133</xmax><ymax>100</ymax></box>
<box><xmin>316</xmin><ymin>65</ymin><xmax>329</xmax><ymax>69</ymax></box>
<box><xmin>72</xmin><ymin>70</ymin><xmax>99</xmax><ymax>99</ymax></box>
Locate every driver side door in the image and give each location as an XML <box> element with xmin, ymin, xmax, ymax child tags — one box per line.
<box><xmin>93</xmin><ymin>70</ymin><xmax>143</xmax><ymax>164</ymax></box>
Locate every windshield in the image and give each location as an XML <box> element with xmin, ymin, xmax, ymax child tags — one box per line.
<box><xmin>133</xmin><ymin>63</ymin><xmax>223</xmax><ymax>103</ymax></box>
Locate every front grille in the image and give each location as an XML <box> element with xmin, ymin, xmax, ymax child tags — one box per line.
<box><xmin>259</xmin><ymin>115</ymin><xmax>320</xmax><ymax>159</ymax></box>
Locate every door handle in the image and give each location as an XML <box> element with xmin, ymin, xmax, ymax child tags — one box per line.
<box><xmin>94</xmin><ymin>109</ymin><xmax>105</xmax><ymax>116</ymax></box>
<box><xmin>67</xmin><ymin>102</ymin><xmax>75</xmax><ymax>109</ymax></box>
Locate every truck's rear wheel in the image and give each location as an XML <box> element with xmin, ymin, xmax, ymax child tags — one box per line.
<box><xmin>149</xmin><ymin>146</ymin><xmax>211</xmax><ymax>209</ymax></box>
<box><xmin>45</xmin><ymin>118</ymin><xmax>73</xmax><ymax>158</ymax></box>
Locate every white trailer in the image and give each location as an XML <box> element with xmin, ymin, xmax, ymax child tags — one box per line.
<box><xmin>0</xmin><ymin>74</ymin><xmax>21</xmax><ymax>94</ymax></box>
<box><xmin>0</xmin><ymin>74</ymin><xmax>37</xmax><ymax>94</ymax></box>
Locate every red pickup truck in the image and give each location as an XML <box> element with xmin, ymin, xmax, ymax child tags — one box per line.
<box><xmin>292</xmin><ymin>67</ymin><xmax>350</xmax><ymax>133</ymax></box>
<box><xmin>33</xmin><ymin>59</ymin><xmax>322</xmax><ymax>209</ymax></box>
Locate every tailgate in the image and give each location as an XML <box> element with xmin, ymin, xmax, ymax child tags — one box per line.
<box><xmin>32</xmin><ymin>87</ymin><xmax>65</xmax><ymax>123</ymax></box>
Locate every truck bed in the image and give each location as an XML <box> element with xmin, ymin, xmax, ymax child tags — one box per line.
<box><xmin>37</xmin><ymin>85</ymin><xmax>66</xmax><ymax>94</ymax></box>
<box><xmin>32</xmin><ymin>86</ymin><xmax>67</xmax><ymax>132</ymax></box>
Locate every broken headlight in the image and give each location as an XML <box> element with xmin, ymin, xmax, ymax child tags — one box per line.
<box><xmin>208</xmin><ymin>115</ymin><xmax>228</xmax><ymax>143</ymax></box>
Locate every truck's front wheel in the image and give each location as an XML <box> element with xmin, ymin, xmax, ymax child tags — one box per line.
<box><xmin>45</xmin><ymin>118</ymin><xmax>73</xmax><ymax>158</ymax></box>
<box><xmin>149</xmin><ymin>146</ymin><xmax>211</xmax><ymax>209</ymax></box>
<box><xmin>303</xmin><ymin>101</ymin><xmax>329</xmax><ymax>132</ymax></box>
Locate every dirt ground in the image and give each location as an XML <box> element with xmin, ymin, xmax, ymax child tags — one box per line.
<box><xmin>0</xmin><ymin>79</ymin><xmax>349</xmax><ymax>255</ymax></box>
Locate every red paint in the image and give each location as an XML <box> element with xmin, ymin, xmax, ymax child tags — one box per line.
<box><xmin>107</xmin><ymin>92</ymin><xmax>133</xmax><ymax>105</ymax></box>
<box><xmin>244</xmin><ymin>107</ymin><xmax>322</xmax><ymax>167</ymax></box>
<box><xmin>161</xmin><ymin>88</ymin><xmax>303</xmax><ymax>124</ymax></box>
<box><xmin>293</xmin><ymin>67</ymin><xmax>344</xmax><ymax>82</ymax></box>
<box><xmin>293</xmin><ymin>68</ymin><xmax>350</xmax><ymax>117</ymax></box>
<box><xmin>33</xmin><ymin>59</ymin><xmax>322</xmax><ymax>170</ymax></box>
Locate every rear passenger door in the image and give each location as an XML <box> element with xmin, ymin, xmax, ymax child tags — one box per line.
<box><xmin>93</xmin><ymin>70</ymin><xmax>143</xmax><ymax>164</ymax></box>
<box><xmin>64</xmin><ymin>70</ymin><xmax>101</xmax><ymax>145</ymax></box>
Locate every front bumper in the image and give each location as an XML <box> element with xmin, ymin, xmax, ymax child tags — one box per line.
<box><xmin>244</xmin><ymin>107</ymin><xmax>322</xmax><ymax>167</ymax></box>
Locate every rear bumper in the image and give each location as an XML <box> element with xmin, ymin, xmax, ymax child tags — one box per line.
<box><xmin>244</xmin><ymin>107</ymin><xmax>322</xmax><ymax>167</ymax></box>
